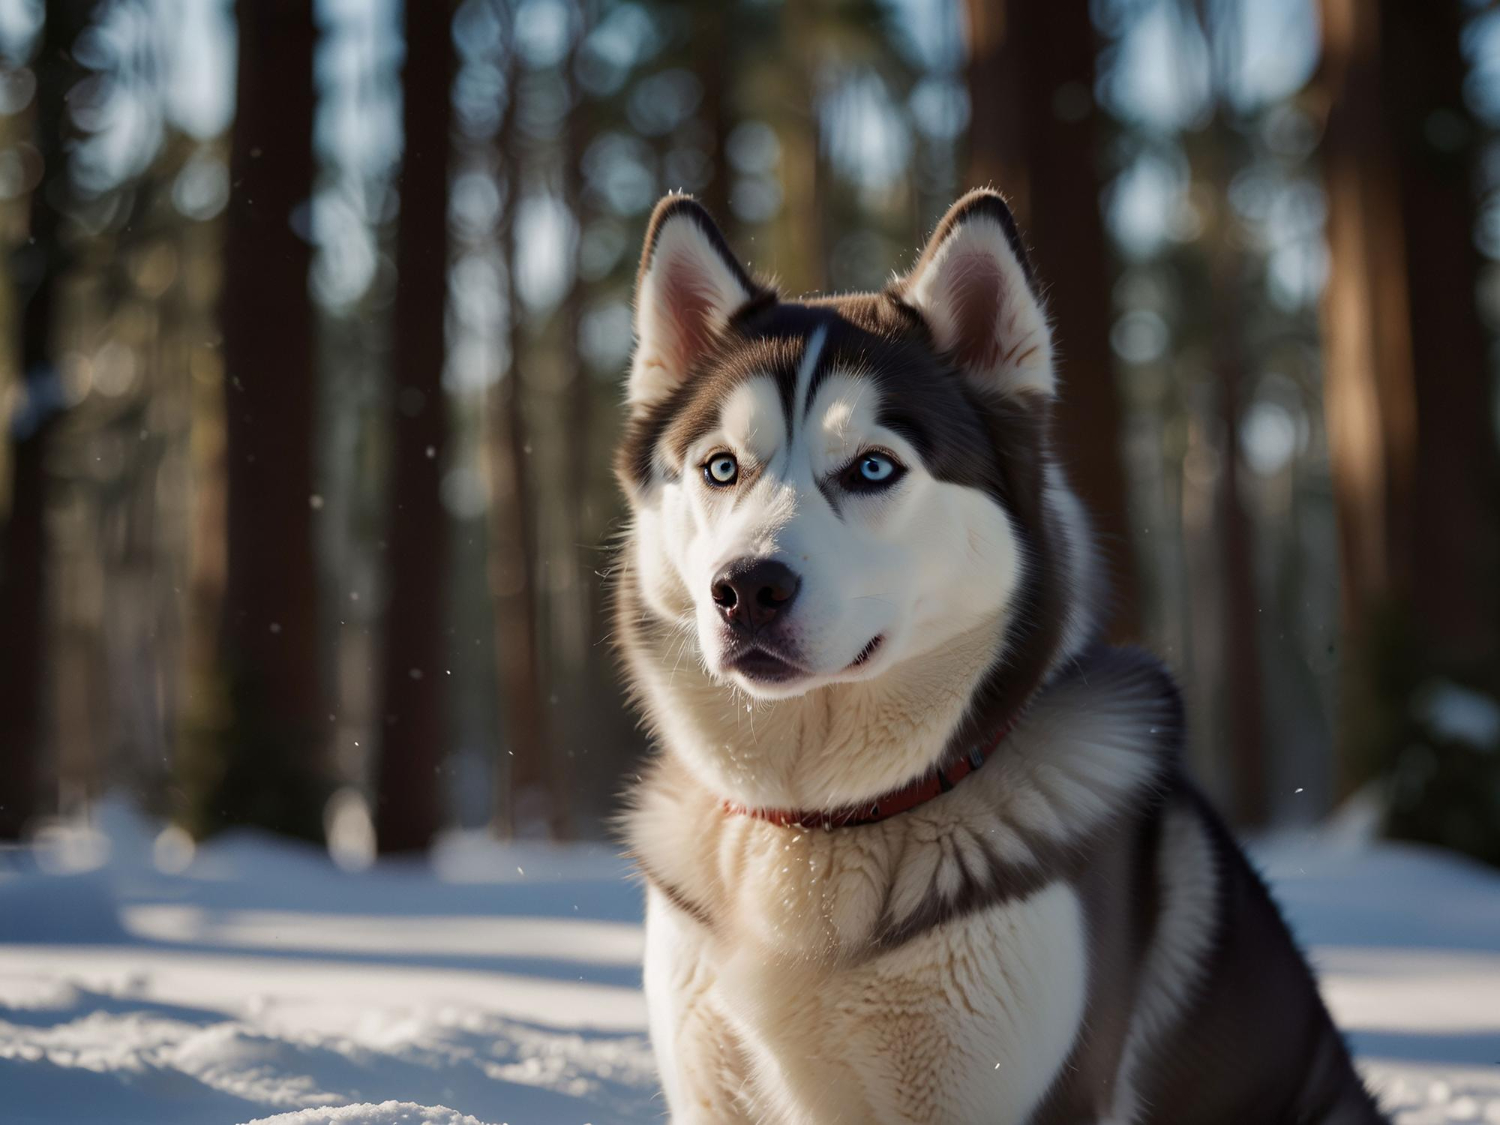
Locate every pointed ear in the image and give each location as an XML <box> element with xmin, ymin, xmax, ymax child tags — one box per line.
<box><xmin>897</xmin><ymin>190</ymin><xmax>1055</xmax><ymax>399</ymax></box>
<box><xmin>629</xmin><ymin>194</ymin><xmax>767</xmax><ymax>411</ymax></box>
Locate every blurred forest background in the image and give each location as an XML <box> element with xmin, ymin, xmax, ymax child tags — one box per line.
<box><xmin>1</xmin><ymin>0</ymin><xmax>1498</xmax><ymax>865</ymax></box>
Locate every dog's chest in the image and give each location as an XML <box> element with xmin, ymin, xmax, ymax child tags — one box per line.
<box><xmin>713</xmin><ymin>880</ymin><xmax>1089</xmax><ymax>1125</ymax></box>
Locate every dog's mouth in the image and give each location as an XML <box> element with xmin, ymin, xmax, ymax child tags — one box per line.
<box><xmin>722</xmin><ymin>634</ymin><xmax>885</xmax><ymax>687</ymax></box>
<box><xmin>850</xmin><ymin>634</ymin><xmax>883</xmax><ymax>669</ymax></box>
<box><xmin>723</xmin><ymin>643</ymin><xmax>806</xmax><ymax>685</ymax></box>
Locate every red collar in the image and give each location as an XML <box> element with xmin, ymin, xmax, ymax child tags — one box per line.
<box><xmin>723</xmin><ymin>714</ymin><xmax>1019</xmax><ymax>829</ymax></box>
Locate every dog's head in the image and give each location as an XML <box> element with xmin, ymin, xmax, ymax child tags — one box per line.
<box><xmin>616</xmin><ymin>191</ymin><xmax>1096</xmax><ymax>713</ymax></box>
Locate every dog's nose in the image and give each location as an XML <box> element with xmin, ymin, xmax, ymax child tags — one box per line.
<box><xmin>711</xmin><ymin>558</ymin><xmax>801</xmax><ymax>633</ymax></box>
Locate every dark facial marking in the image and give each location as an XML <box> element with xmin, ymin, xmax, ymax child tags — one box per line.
<box><xmin>814</xmin><ymin>475</ymin><xmax>844</xmax><ymax>520</ymax></box>
<box><xmin>873</xmin><ymin>410</ymin><xmax>933</xmax><ymax>462</ymax></box>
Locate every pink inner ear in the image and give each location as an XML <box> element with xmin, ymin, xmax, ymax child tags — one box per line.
<box><xmin>660</xmin><ymin>253</ymin><xmax>720</xmax><ymax>374</ymax></box>
<box><xmin>947</xmin><ymin>250</ymin><xmax>1004</xmax><ymax>372</ymax></box>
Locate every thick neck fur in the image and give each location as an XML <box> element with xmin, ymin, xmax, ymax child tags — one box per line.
<box><xmin>621</xmin><ymin>643</ymin><xmax>1178</xmax><ymax>964</ymax></box>
<box><xmin>616</xmin><ymin>453</ymin><xmax>1123</xmax><ymax>963</ymax></box>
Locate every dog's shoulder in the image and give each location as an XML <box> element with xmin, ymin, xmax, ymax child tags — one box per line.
<box><xmin>869</xmin><ymin>645</ymin><xmax>1181</xmax><ymax>945</ymax></box>
<box><xmin>1042</xmin><ymin>643</ymin><xmax>1186</xmax><ymax>745</ymax></box>
<box><xmin>981</xmin><ymin>643</ymin><xmax>1185</xmax><ymax>828</ymax></box>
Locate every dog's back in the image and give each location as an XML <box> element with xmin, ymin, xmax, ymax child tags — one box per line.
<box><xmin>1031</xmin><ymin>727</ymin><xmax>1386</xmax><ymax>1124</ymax></box>
<box><xmin>1126</xmin><ymin>785</ymin><xmax>1385</xmax><ymax>1124</ymax></box>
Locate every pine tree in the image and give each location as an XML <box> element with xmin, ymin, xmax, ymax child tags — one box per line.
<box><xmin>0</xmin><ymin>0</ymin><xmax>94</xmax><ymax>839</ymax></box>
<box><xmin>181</xmin><ymin>0</ymin><xmax>329</xmax><ymax>842</ymax></box>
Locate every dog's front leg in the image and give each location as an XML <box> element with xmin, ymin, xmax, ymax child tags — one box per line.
<box><xmin>644</xmin><ymin>887</ymin><xmax>757</xmax><ymax>1122</ymax></box>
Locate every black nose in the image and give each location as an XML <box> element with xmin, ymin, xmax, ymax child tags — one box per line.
<box><xmin>711</xmin><ymin>558</ymin><xmax>801</xmax><ymax>633</ymax></box>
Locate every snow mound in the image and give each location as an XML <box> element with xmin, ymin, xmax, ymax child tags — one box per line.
<box><xmin>1366</xmin><ymin>1064</ymin><xmax>1500</xmax><ymax>1125</ymax></box>
<box><xmin>242</xmin><ymin>1102</ymin><xmax>496</xmax><ymax>1125</ymax></box>
<box><xmin>0</xmin><ymin>869</ymin><xmax>127</xmax><ymax>943</ymax></box>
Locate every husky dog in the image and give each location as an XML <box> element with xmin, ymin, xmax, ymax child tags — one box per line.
<box><xmin>615</xmin><ymin>190</ymin><xmax>1386</xmax><ymax>1124</ymax></box>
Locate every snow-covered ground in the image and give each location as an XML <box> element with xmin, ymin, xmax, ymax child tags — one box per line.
<box><xmin>2</xmin><ymin>801</ymin><xmax>1498</xmax><ymax>1125</ymax></box>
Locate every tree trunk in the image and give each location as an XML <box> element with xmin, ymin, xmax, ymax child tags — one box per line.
<box><xmin>1212</xmin><ymin>248</ymin><xmax>1268</xmax><ymax>827</ymax></box>
<box><xmin>373</xmin><ymin>0</ymin><xmax>457</xmax><ymax>854</ymax></box>
<box><xmin>963</xmin><ymin>0</ymin><xmax>1139</xmax><ymax>641</ymax></box>
<box><xmin>543</xmin><ymin>2</ymin><xmax>600</xmax><ymax>839</ymax></box>
<box><xmin>694</xmin><ymin>2</ymin><xmax>733</xmax><ymax>225</ymax></box>
<box><xmin>0</xmin><ymin>0</ymin><xmax>92</xmax><ymax>840</ymax></box>
<box><xmin>1381</xmin><ymin>0</ymin><xmax>1499</xmax><ymax>662</ymax></box>
<box><xmin>190</xmin><ymin>0</ymin><xmax>327</xmax><ymax>841</ymax></box>
<box><xmin>1318</xmin><ymin>0</ymin><xmax>1500</xmax><ymax>795</ymax></box>
<box><xmin>1317</xmin><ymin>0</ymin><xmax>1415</xmax><ymax>643</ymax></box>
<box><xmin>778</xmin><ymin>2</ymin><xmax>825</xmax><ymax>294</ymax></box>
<box><xmin>487</xmin><ymin>13</ymin><xmax>552</xmax><ymax>837</ymax></box>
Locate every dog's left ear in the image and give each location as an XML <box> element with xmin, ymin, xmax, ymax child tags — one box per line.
<box><xmin>897</xmin><ymin>190</ymin><xmax>1055</xmax><ymax>399</ymax></box>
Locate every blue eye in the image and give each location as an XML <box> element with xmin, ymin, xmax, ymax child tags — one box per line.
<box><xmin>845</xmin><ymin>451</ymin><xmax>903</xmax><ymax>491</ymax></box>
<box><xmin>704</xmin><ymin>453</ymin><xmax>739</xmax><ymax>486</ymax></box>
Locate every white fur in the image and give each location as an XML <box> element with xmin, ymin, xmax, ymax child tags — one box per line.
<box><xmin>790</xmin><ymin>323</ymin><xmax>828</xmax><ymax>437</ymax></box>
<box><xmin>718</xmin><ymin>378</ymin><xmax>783</xmax><ymax>466</ymax></box>
<box><xmin>720</xmin><ymin>883</ymin><xmax>1087</xmax><ymax>1125</ymax></box>
<box><xmin>625</xmin><ymin>664</ymin><xmax>1175</xmax><ymax>1123</ymax></box>
<box><xmin>645</xmin><ymin>883</ymin><xmax>1087</xmax><ymax>1125</ymax></box>
<box><xmin>643</xmin><ymin>887</ymin><xmax>757</xmax><ymax>1122</ymax></box>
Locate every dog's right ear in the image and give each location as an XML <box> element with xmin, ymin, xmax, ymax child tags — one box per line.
<box><xmin>629</xmin><ymin>195</ymin><xmax>766</xmax><ymax>412</ymax></box>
